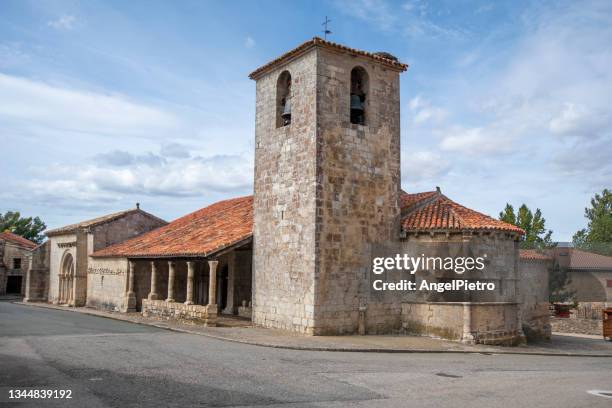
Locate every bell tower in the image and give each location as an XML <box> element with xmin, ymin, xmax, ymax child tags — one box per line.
<box><xmin>250</xmin><ymin>38</ymin><xmax>407</xmax><ymax>334</ymax></box>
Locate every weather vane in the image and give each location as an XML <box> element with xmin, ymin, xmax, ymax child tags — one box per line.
<box><xmin>322</xmin><ymin>16</ymin><xmax>332</xmax><ymax>40</ymax></box>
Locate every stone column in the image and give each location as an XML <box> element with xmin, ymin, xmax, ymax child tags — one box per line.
<box><xmin>461</xmin><ymin>302</ymin><xmax>475</xmax><ymax>344</ymax></box>
<box><xmin>148</xmin><ymin>261</ymin><xmax>158</xmax><ymax>300</ymax></box>
<box><xmin>207</xmin><ymin>260</ymin><xmax>218</xmax><ymax>306</ymax></box>
<box><xmin>68</xmin><ymin>275</ymin><xmax>74</xmax><ymax>306</ymax></box>
<box><xmin>125</xmin><ymin>260</ymin><xmax>136</xmax><ymax>312</ymax></box>
<box><xmin>57</xmin><ymin>275</ymin><xmax>64</xmax><ymax>304</ymax></box>
<box><xmin>23</xmin><ymin>254</ymin><xmax>33</xmax><ymax>302</ymax></box>
<box><xmin>166</xmin><ymin>261</ymin><xmax>176</xmax><ymax>302</ymax></box>
<box><xmin>223</xmin><ymin>253</ymin><xmax>235</xmax><ymax>314</ymax></box>
<box><xmin>185</xmin><ymin>261</ymin><xmax>195</xmax><ymax>305</ymax></box>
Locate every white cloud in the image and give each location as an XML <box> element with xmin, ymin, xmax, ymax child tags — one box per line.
<box><xmin>408</xmin><ymin>95</ymin><xmax>447</xmax><ymax>124</ymax></box>
<box><xmin>402</xmin><ymin>151</ymin><xmax>451</xmax><ymax>183</ymax></box>
<box><xmin>26</xmin><ymin>148</ymin><xmax>254</xmax><ymax>204</ymax></box>
<box><xmin>245</xmin><ymin>36</ymin><xmax>256</xmax><ymax>48</ymax></box>
<box><xmin>0</xmin><ymin>73</ymin><xmax>179</xmax><ymax>138</ymax></box>
<box><xmin>47</xmin><ymin>15</ymin><xmax>76</xmax><ymax>30</ymax></box>
<box><xmin>335</xmin><ymin>0</ymin><xmax>397</xmax><ymax>31</ymax></box>
<box><xmin>438</xmin><ymin>126</ymin><xmax>513</xmax><ymax>155</ymax></box>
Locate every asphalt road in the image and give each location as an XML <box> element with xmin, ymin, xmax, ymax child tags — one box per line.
<box><xmin>1</xmin><ymin>300</ymin><xmax>611</xmax><ymax>408</ymax></box>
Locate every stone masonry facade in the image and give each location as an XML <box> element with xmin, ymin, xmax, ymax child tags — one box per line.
<box><xmin>252</xmin><ymin>43</ymin><xmax>404</xmax><ymax>334</ymax></box>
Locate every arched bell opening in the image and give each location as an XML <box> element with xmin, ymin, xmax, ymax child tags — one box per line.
<box><xmin>350</xmin><ymin>66</ymin><xmax>368</xmax><ymax>125</ymax></box>
<box><xmin>276</xmin><ymin>71</ymin><xmax>292</xmax><ymax>128</ymax></box>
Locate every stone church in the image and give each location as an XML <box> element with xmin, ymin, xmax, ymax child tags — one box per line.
<box><xmin>26</xmin><ymin>38</ymin><xmax>551</xmax><ymax>345</ymax></box>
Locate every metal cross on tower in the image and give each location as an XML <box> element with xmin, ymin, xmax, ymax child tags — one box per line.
<box><xmin>322</xmin><ymin>16</ymin><xmax>332</xmax><ymax>40</ymax></box>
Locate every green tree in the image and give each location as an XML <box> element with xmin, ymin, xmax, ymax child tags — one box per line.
<box><xmin>0</xmin><ymin>211</ymin><xmax>47</xmax><ymax>244</ymax></box>
<box><xmin>573</xmin><ymin>189</ymin><xmax>612</xmax><ymax>255</ymax></box>
<box><xmin>499</xmin><ymin>203</ymin><xmax>554</xmax><ymax>249</ymax></box>
<box><xmin>549</xmin><ymin>261</ymin><xmax>575</xmax><ymax>303</ymax></box>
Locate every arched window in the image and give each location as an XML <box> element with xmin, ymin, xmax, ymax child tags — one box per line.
<box><xmin>276</xmin><ymin>71</ymin><xmax>292</xmax><ymax>127</ymax></box>
<box><xmin>62</xmin><ymin>253</ymin><xmax>74</xmax><ymax>276</ymax></box>
<box><xmin>350</xmin><ymin>67</ymin><xmax>368</xmax><ymax>125</ymax></box>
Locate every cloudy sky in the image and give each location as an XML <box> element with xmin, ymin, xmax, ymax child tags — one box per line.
<box><xmin>1</xmin><ymin>0</ymin><xmax>610</xmax><ymax>240</ymax></box>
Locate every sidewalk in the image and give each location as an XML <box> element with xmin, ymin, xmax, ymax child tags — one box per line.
<box><xmin>14</xmin><ymin>301</ymin><xmax>612</xmax><ymax>357</ymax></box>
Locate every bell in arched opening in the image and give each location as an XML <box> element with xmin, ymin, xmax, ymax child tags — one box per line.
<box><xmin>277</xmin><ymin>72</ymin><xmax>292</xmax><ymax>127</ymax></box>
<box><xmin>281</xmin><ymin>96</ymin><xmax>291</xmax><ymax>126</ymax></box>
<box><xmin>350</xmin><ymin>67</ymin><xmax>367</xmax><ymax>125</ymax></box>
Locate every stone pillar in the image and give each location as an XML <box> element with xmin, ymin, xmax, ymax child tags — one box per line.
<box><xmin>185</xmin><ymin>261</ymin><xmax>195</xmax><ymax>305</ymax></box>
<box><xmin>166</xmin><ymin>261</ymin><xmax>176</xmax><ymax>302</ymax></box>
<box><xmin>125</xmin><ymin>261</ymin><xmax>136</xmax><ymax>312</ymax></box>
<box><xmin>148</xmin><ymin>261</ymin><xmax>158</xmax><ymax>300</ymax></box>
<box><xmin>23</xmin><ymin>254</ymin><xmax>33</xmax><ymax>302</ymax></box>
<box><xmin>223</xmin><ymin>253</ymin><xmax>235</xmax><ymax>314</ymax></box>
<box><xmin>461</xmin><ymin>302</ymin><xmax>475</xmax><ymax>344</ymax></box>
<box><xmin>208</xmin><ymin>260</ymin><xmax>218</xmax><ymax>306</ymax></box>
<box><xmin>57</xmin><ymin>275</ymin><xmax>63</xmax><ymax>304</ymax></box>
<box><xmin>68</xmin><ymin>275</ymin><xmax>75</xmax><ymax>306</ymax></box>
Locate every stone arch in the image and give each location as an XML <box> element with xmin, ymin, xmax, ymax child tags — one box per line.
<box><xmin>350</xmin><ymin>66</ymin><xmax>369</xmax><ymax>125</ymax></box>
<box><xmin>59</xmin><ymin>251</ymin><xmax>74</xmax><ymax>304</ymax></box>
<box><xmin>276</xmin><ymin>70</ymin><xmax>292</xmax><ymax>127</ymax></box>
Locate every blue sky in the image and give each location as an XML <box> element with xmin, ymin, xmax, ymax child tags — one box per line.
<box><xmin>1</xmin><ymin>0</ymin><xmax>611</xmax><ymax>241</ymax></box>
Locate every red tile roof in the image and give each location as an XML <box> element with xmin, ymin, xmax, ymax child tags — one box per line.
<box><xmin>249</xmin><ymin>37</ymin><xmax>408</xmax><ymax>80</ymax></box>
<box><xmin>565</xmin><ymin>248</ymin><xmax>612</xmax><ymax>270</ymax></box>
<box><xmin>0</xmin><ymin>231</ymin><xmax>37</xmax><ymax>249</ymax></box>
<box><xmin>46</xmin><ymin>208</ymin><xmax>166</xmax><ymax>237</ymax></box>
<box><xmin>400</xmin><ymin>191</ymin><xmax>524</xmax><ymax>234</ymax></box>
<box><xmin>92</xmin><ymin>190</ymin><xmax>522</xmax><ymax>258</ymax></box>
<box><xmin>92</xmin><ymin>196</ymin><xmax>253</xmax><ymax>258</ymax></box>
<box><xmin>519</xmin><ymin>249</ymin><xmax>552</xmax><ymax>261</ymax></box>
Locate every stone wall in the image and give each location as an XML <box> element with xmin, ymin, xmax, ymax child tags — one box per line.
<box><xmin>401</xmin><ymin>302</ymin><xmax>523</xmax><ymax>345</ymax></box>
<box><xmin>313</xmin><ymin>47</ymin><xmax>402</xmax><ymax>335</ymax></box>
<box><xmin>142</xmin><ymin>299</ymin><xmax>217</xmax><ymax>326</ymax></box>
<box><xmin>48</xmin><ymin>234</ymin><xmax>77</xmax><ymax>303</ymax></box>
<box><xmin>252</xmin><ymin>45</ymin><xmax>404</xmax><ymax>335</ymax></box>
<box><xmin>551</xmin><ymin>317</ymin><xmax>603</xmax><ymax>336</ymax></box>
<box><xmin>519</xmin><ymin>257</ymin><xmax>552</xmax><ymax>341</ymax></box>
<box><xmin>0</xmin><ymin>241</ymin><xmax>32</xmax><ymax>296</ymax></box>
<box><xmin>92</xmin><ymin>212</ymin><xmax>166</xmax><ymax>252</ymax></box>
<box><xmin>252</xmin><ymin>47</ymin><xmax>318</xmax><ymax>333</ymax></box>
<box><xmin>24</xmin><ymin>241</ymin><xmax>50</xmax><ymax>302</ymax></box>
<box><xmin>86</xmin><ymin>256</ymin><xmax>128</xmax><ymax>311</ymax></box>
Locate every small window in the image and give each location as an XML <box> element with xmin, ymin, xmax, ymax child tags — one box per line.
<box><xmin>276</xmin><ymin>71</ymin><xmax>292</xmax><ymax>127</ymax></box>
<box><xmin>607</xmin><ymin>279</ymin><xmax>612</xmax><ymax>288</ymax></box>
<box><xmin>13</xmin><ymin>258</ymin><xmax>21</xmax><ymax>270</ymax></box>
<box><xmin>350</xmin><ymin>67</ymin><xmax>368</xmax><ymax>125</ymax></box>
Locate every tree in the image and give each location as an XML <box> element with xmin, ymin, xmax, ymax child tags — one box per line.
<box><xmin>499</xmin><ymin>203</ymin><xmax>554</xmax><ymax>249</ymax></box>
<box><xmin>573</xmin><ymin>189</ymin><xmax>612</xmax><ymax>255</ymax></box>
<box><xmin>549</xmin><ymin>261</ymin><xmax>575</xmax><ymax>303</ymax></box>
<box><xmin>0</xmin><ymin>211</ymin><xmax>47</xmax><ymax>244</ymax></box>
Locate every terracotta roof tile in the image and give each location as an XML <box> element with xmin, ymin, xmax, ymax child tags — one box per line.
<box><xmin>401</xmin><ymin>191</ymin><xmax>524</xmax><ymax>234</ymax></box>
<box><xmin>249</xmin><ymin>37</ymin><xmax>408</xmax><ymax>80</ymax></box>
<box><xmin>92</xmin><ymin>196</ymin><xmax>253</xmax><ymax>258</ymax></box>
<box><xmin>45</xmin><ymin>208</ymin><xmax>166</xmax><ymax>237</ymax></box>
<box><xmin>566</xmin><ymin>248</ymin><xmax>612</xmax><ymax>270</ymax></box>
<box><xmin>0</xmin><ymin>231</ymin><xmax>37</xmax><ymax>249</ymax></box>
<box><xmin>519</xmin><ymin>249</ymin><xmax>552</xmax><ymax>261</ymax></box>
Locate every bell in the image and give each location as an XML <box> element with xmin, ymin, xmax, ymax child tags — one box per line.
<box><xmin>281</xmin><ymin>99</ymin><xmax>291</xmax><ymax>119</ymax></box>
<box><xmin>350</xmin><ymin>94</ymin><xmax>364</xmax><ymax>111</ymax></box>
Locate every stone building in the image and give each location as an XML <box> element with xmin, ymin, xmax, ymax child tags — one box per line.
<box><xmin>33</xmin><ymin>38</ymin><xmax>551</xmax><ymax>345</ymax></box>
<box><xmin>0</xmin><ymin>231</ymin><xmax>37</xmax><ymax>296</ymax></box>
<box><xmin>24</xmin><ymin>241</ymin><xmax>50</xmax><ymax>303</ymax></box>
<box><xmin>553</xmin><ymin>247</ymin><xmax>612</xmax><ymax>304</ymax></box>
<box><xmin>518</xmin><ymin>249</ymin><xmax>553</xmax><ymax>341</ymax></box>
<box><xmin>89</xmin><ymin>196</ymin><xmax>253</xmax><ymax>324</ymax></box>
<box><xmin>44</xmin><ymin>206</ymin><xmax>166</xmax><ymax>306</ymax></box>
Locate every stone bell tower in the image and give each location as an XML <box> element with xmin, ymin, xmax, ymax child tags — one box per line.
<box><xmin>249</xmin><ymin>38</ymin><xmax>407</xmax><ymax>335</ymax></box>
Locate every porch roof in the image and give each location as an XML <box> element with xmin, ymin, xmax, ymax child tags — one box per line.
<box><xmin>92</xmin><ymin>195</ymin><xmax>253</xmax><ymax>259</ymax></box>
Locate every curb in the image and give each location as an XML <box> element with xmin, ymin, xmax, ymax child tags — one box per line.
<box><xmin>13</xmin><ymin>301</ymin><xmax>612</xmax><ymax>358</ymax></box>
